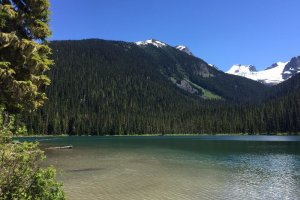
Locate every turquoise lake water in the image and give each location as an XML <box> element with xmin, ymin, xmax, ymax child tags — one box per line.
<box><xmin>22</xmin><ymin>136</ymin><xmax>300</xmax><ymax>200</ymax></box>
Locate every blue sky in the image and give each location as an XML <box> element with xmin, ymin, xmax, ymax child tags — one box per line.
<box><xmin>50</xmin><ymin>0</ymin><xmax>300</xmax><ymax>71</ymax></box>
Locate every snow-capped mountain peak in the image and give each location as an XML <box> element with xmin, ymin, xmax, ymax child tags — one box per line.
<box><xmin>135</xmin><ymin>39</ymin><xmax>167</xmax><ymax>48</ymax></box>
<box><xmin>135</xmin><ymin>39</ymin><xmax>195</xmax><ymax>56</ymax></box>
<box><xmin>227</xmin><ymin>61</ymin><xmax>292</xmax><ymax>85</ymax></box>
<box><xmin>175</xmin><ymin>45</ymin><xmax>193</xmax><ymax>56</ymax></box>
<box><xmin>227</xmin><ymin>64</ymin><xmax>257</xmax><ymax>76</ymax></box>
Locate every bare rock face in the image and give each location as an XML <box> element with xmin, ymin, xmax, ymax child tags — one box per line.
<box><xmin>282</xmin><ymin>56</ymin><xmax>300</xmax><ymax>80</ymax></box>
<box><xmin>176</xmin><ymin>80</ymin><xmax>199</xmax><ymax>94</ymax></box>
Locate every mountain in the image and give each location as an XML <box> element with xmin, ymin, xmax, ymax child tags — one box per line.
<box><xmin>22</xmin><ymin>39</ymin><xmax>300</xmax><ymax>135</ymax></box>
<box><xmin>133</xmin><ymin>39</ymin><xmax>267</xmax><ymax>102</ymax></box>
<box><xmin>227</xmin><ymin>62</ymin><xmax>287</xmax><ymax>85</ymax></box>
<box><xmin>227</xmin><ymin>56</ymin><xmax>300</xmax><ymax>85</ymax></box>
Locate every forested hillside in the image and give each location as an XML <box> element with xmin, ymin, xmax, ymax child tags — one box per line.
<box><xmin>23</xmin><ymin>39</ymin><xmax>300</xmax><ymax>135</ymax></box>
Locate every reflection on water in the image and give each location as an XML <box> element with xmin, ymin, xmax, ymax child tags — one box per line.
<box><xmin>36</xmin><ymin>136</ymin><xmax>300</xmax><ymax>200</ymax></box>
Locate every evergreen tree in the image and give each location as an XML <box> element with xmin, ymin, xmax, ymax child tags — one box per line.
<box><xmin>0</xmin><ymin>0</ymin><xmax>65</xmax><ymax>199</ymax></box>
<box><xmin>0</xmin><ymin>0</ymin><xmax>52</xmax><ymax>113</ymax></box>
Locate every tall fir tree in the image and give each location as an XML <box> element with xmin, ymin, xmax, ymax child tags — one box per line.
<box><xmin>0</xmin><ymin>0</ymin><xmax>52</xmax><ymax>113</ymax></box>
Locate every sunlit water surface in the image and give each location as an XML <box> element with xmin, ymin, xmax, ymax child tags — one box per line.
<box><xmin>23</xmin><ymin>136</ymin><xmax>300</xmax><ymax>200</ymax></box>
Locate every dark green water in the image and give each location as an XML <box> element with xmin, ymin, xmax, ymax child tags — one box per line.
<box><xmin>22</xmin><ymin>136</ymin><xmax>300</xmax><ymax>200</ymax></box>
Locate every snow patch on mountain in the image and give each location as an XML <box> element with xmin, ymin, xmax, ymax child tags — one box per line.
<box><xmin>208</xmin><ymin>64</ymin><xmax>219</xmax><ymax>70</ymax></box>
<box><xmin>135</xmin><ymin>39</ymin><xmax>167</xmax><ymax>48</ymax></box>
<box><xmin>175</xmin><ymin>45</ymin><xmax>193</xmax><ymax>56</ymax></box>
<box><xmin>135</xmin><ymin>39</ymin><xmax>194</xmax><ymax>56</ymax></box>
<box><xmin>227</xmin><ymin>64</ymin><xmax>257</xmax><ymax>75</ymax></box>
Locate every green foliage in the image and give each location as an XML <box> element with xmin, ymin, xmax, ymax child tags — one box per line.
<box><xmin>185</xmin><ymin>80</ymin><xmax>221</xmax><ymax>100</ymax></box>
<box><xmin>0</xmin><ymin>0</ymin><xmax>52</xmax><ymax>113</ymax></box>
<box><xmin>0</xmin><ymin>142</ymin><xmax>65</xmax><ymax>200</ymax></box>
<box><xmin>0</xmin><ymin>108</ymin><xmax>65</xmax><ymax>200</ymax></box>
<box><xmin>0</xmin><ymin>106</ymin><xmax>13</xmax><ymax>143</ymax></box>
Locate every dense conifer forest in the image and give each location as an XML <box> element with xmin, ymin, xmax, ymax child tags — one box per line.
<box><xmin>23</xmin><ymin>39</ymin><xmax>300</xmax><ymax>135</ymax></box>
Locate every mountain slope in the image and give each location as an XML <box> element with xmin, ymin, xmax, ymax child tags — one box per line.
<box><xmin>134</xmin><ymin>39</ymin><xmax>267</xmax><ymax>102</ymax></box>
<box><xmin>227</xmin><ymin>56</ymin><xmax>300</xmax><ymax>85</ymax></box>
<box><xmin>269</xmin><ymin>73</ymin><xmax>300</xmax><ymax>98</ymax></box>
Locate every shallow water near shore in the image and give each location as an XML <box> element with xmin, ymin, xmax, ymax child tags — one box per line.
<box><xmin>22</xmin><ymin>136</ymin><xmax>300</xmax><ymax>200</ymax></box>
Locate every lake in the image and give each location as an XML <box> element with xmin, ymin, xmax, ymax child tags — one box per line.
<box><xmin>23</xmin><ymin>136</ymin><xmax>300</xmax><ymax>200</ymax></box>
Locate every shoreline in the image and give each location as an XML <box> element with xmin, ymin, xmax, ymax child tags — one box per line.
<box><xmin>14</xmin><ymin>132</ymin><xmax>300</xmax><ymax>138</ymax></box>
